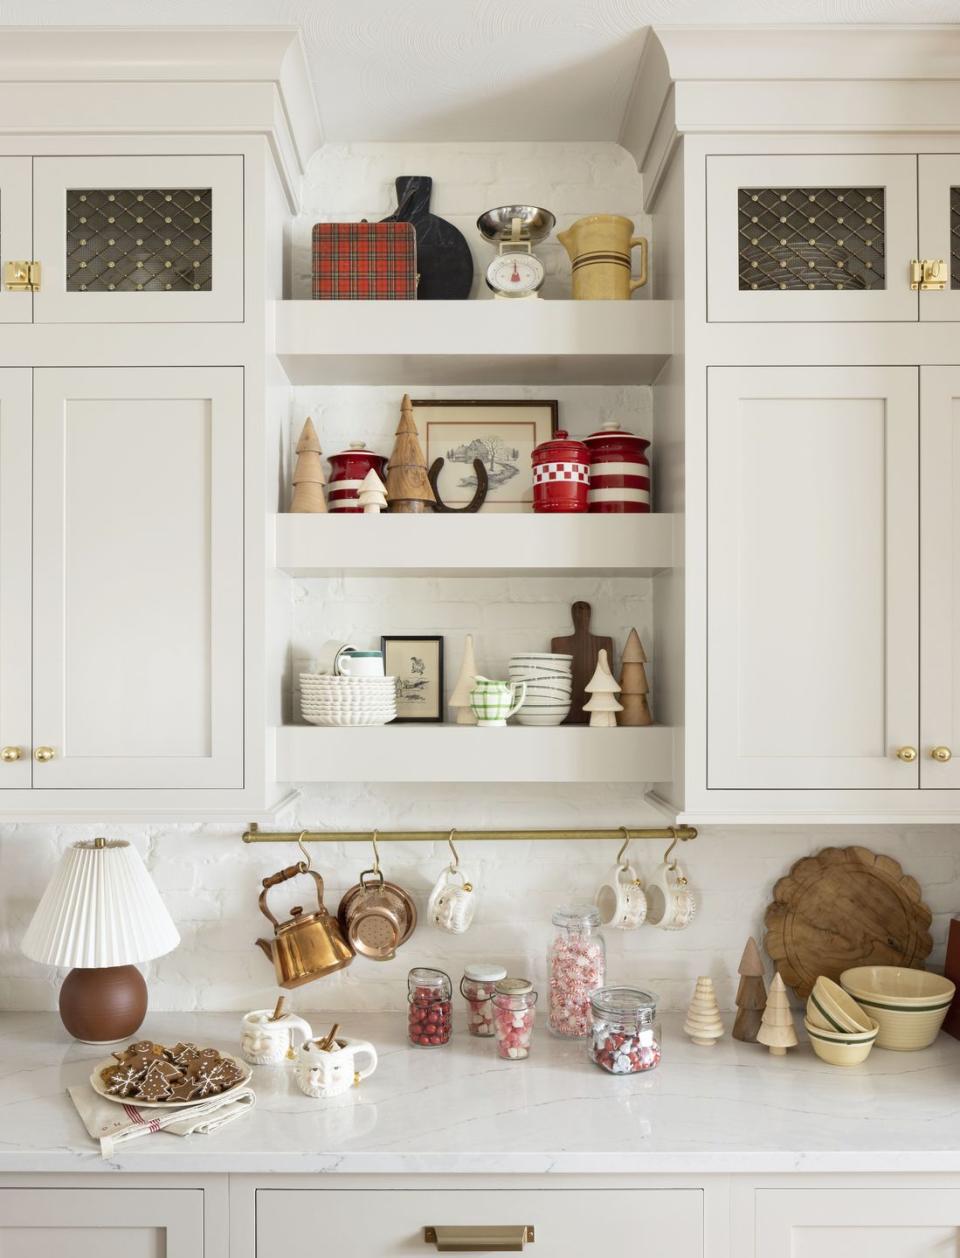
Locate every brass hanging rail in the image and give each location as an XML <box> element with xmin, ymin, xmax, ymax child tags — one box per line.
<box><xmin>242</xmin><ymin>822</ymin><xmax>697</xmax><ymax>844</ymax></box>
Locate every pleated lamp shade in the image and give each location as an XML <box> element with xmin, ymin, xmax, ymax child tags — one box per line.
<box><xmin>21</xmin><ymin>839</ymin><xmax>180</xmax><ymax>968</ymax></box>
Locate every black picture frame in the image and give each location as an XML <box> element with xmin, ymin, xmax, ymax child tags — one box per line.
<box><xmin>381</xmin><ymin>635</ymin><xmax>445</xmax><ymax>723</ymax></box>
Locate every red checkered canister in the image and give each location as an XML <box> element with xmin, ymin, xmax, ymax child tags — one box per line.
<box><xmin>584</xmin><ymin>422</ymin><xmax>651</xmax><ymax>513</ymax></box>
<box><xmin>327</xmin><ymin>442</ymin><xmax>389</xmax><ymax>513</ymax></box>
<box><xmin>532</xmin><ymin>430</ymin><xmax>590</xmax><ymax>513</ymax></box>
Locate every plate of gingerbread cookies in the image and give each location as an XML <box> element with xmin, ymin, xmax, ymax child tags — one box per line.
<box><xmin>90</xmin><ymin>1039</ymin><xmax>252</xmax><ymax>1108</ymax></box>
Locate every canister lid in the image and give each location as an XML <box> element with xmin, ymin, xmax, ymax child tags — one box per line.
<box><xmin>584</xmin><ymin>421</ymin><xmax>649</xmax><ymax>448</ymax></box>
<box><xmin>589</xmin><ymin>985</ymin><xmax>658</xmax><ymax>1018</ymax></box>
<box><xmin>532</xmin><ymin>430</ymin><xmax>589</xmax><ymax>462</ymax></box>
<box><xmin>495</xmin><ymin>977</ymin><xmax>534</xmax><ymax>996</ymax></box>
<box><xmin>464</xmin><ymin>963</ymin><xmax>508</xmax><ymax>983</ymax></box>
<box><xmin>552</xmin><ymin>903</ymin><xmax>601</xmax><ymax>929</ymax></box>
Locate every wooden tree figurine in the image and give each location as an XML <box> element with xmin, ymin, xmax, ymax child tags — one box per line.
<box><xmin>618</xmin><ymin>627</ymin><xmax>652</xmax><ymax>727</ymax></box>
<box><xmin>757</xmin><ymin>972</ymin><xmax>798</xmax><ymax>1056</ymax></box>
<box><xmin>386</xmin><ymin>394</ymin><xmax>436</xmax><ymax>513</ymax></box>
<box><xmin>583</xmin><ymin>648</ymin><xmax>622</xmax><ymax>728</ymax></box>
<box><xmin>732</xmin><ymin>936</ymin><xmax>768</xmax><ymax>1043</ymax></box>
<box><xmin>683</xmin><ymin>976</ymin><xmax>724</xmax><ymax>1046</ymax></box>
<box><xmin>290</xmin><ymin>417</ymin><xmax>327</xmax><ymax>513</ymax></box>
<box><xmin>449</xmin><ymin>633</ymin><xmax>479</xmax><ymax>725</ymax></box>
<box><xmin>358</xmin><ymin>467</ymin><xmax>388</xmax><ymax>513</ymax></box>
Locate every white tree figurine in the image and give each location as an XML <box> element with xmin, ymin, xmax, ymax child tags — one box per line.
<box><xmin>756</xmin><ymin>972</ymin><xmax>798</xmax><ymax>1056</ymax></box>
<box><xmin>358</xmin><ymin>467</ymin><xmax>388</xmax><ymax>514</ymax></box>
<box><xmin>683</xmin><ymin>976</ymin><xmax>724</xmax><ymax>1046</ymax></box>
<box><xmin>583</xmin><ymin>648</ymin><xmax>623</xmax><ymax>728</ymax></box>
<box><xmin>449</xmin><ymin>634</ymin><xmax>479</xmax><ymax>725</ymax></box>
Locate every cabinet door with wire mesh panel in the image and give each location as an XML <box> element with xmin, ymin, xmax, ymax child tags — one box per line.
<box><xmin>32</xmin><ymin>154</ymin><xmax>242</xmax><ymax>323</ymax></box>
<box><xmin>0</xmin><ymin>157</ymin><xmax>32</xmax><ymax>323</ymax></box>
<box><xmin>918</xmin><ymin>155</ymin><xmax>960</xmax><ymax>321</ymax></box>
<box><xmin>707</xmin><ymin>154</ymin><xmax>918</xmax><ymax>322</ymax></box>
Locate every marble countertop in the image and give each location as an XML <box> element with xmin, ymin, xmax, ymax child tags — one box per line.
<box><xmin>2</xmin><ymin>1011</ymin><xmax>960</xmax><ymax>1175</ymax></box>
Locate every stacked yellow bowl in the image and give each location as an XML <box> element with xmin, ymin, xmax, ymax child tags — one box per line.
<box><xmin>804</xmin><ymin>976</ymin><xmax>878</xmax><ymax>1066</ymax></box>
<box><xmin>840</xmin><ymin>966</ymin><xmax>955</xmax><ymax>1051</ymax></box>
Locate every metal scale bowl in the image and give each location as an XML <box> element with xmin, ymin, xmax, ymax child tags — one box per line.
<box><xmin>477</xmin><ymin>205</ymin><xmax>556</xmax><ymax>298</ymax></box>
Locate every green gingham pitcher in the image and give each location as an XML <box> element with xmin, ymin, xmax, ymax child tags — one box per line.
<box><xmin>468</xmin><ymin>677</ymin><xmax>526</xmax><ymax>727</ymax></box>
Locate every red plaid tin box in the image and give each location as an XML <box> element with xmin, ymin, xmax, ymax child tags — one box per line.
<box><xmin>312</xmin><ymin>221</ymin><xmax>417</xmax><ymax>300</ymax></box>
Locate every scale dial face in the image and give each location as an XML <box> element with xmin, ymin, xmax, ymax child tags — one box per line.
<box><xmin>485</xmin><ymin>252</ymin><xmax>545</xmax><ymax>298</ymax></box>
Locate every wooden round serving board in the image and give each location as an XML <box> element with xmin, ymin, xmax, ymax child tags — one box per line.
<box><xmin>764</xmin><ymin>846</ymin><xmax>933</xmax><ymax>998</ymax></box>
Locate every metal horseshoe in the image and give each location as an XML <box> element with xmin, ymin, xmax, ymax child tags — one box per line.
<box><xmin>428</xmin><ymin>458</ymin><xmax>489</xmax><ymax>513</ymax></box>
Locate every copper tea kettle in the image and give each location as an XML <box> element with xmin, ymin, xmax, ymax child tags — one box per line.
<box><xmin>255</xmin><ymin>863</ymin><xmax>354</xmax><ymax>988</ymax></box>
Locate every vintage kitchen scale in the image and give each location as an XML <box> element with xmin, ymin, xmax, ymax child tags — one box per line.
<box><xmin>477</xmin><ymin>205</ymin><xmax>556</xmax><ymax>298</ymax></box>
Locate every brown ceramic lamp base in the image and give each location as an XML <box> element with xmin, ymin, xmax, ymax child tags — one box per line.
<box><xmin>59</xmin><ymin>964</ymin><xmax>148</xmax><ymax>1044</ymax></box>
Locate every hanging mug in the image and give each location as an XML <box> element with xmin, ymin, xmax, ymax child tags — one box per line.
<box><xmin>645</xmin><ymin>860</ymin><xmax>697</xmax><ymax>931</ymax></box>
<box><xmin>240</xmin><ymin>1008</ymin><xmax>314</xmax><ymax>1065</ymax></box>
<box><xmin>295</xmin><ymin>1036</ymin><xmax>378</xmax><ymax>1098</ymax></box>
<box><xmin>595</xmin><ymin>864</ymin><xmax>647</xmax><ymax>930</ymax></box>
<box><xmin>427</xmin><ymin>866</ymin><xmax>477</xmax><ymax>934</ymax></box>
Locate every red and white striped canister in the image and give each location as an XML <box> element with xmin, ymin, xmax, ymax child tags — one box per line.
<box><xmin>327</xmin><ymin>442</ymin><xmax>389</xmax><ymax>513</ymax></box>
<box><xmin>531</xmin><ymin>430</ymin><xmax>590</xmax><ymax>513</ymax></box>
<box><xmin>583</xmin><ymin>422</ymin><xmax>651</xmax><ymax>513</ymax></box>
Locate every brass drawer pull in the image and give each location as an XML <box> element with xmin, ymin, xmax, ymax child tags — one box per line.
<box><xmin>0</xmin><ymin>746</ymin><xmax>22</xmax><ymax>762</ymax></box>
<box><xmin>423</xmin><ymin>1227</ymin><xmax>535</xmax><ymax>1252</ymax></box>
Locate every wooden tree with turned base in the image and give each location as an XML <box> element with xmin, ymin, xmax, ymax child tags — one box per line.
<box><xmin>583</xmin><ymin>648</ymin><xmax>622</xmax><ymax>728</ymax></box>
<box><xmin>757</xmin><ymin>972</ymin><xmax>798</xmax><ymax>1056</ymax></box>
<box><xmin>732</xmin><ymin>936</ymin><xmax>768</xmax><ymax>1043</ymax></box>
<box><xmin>387</xmin><ymin>394</ymin><xmax>436</xmax><ymax>513</ymax></box>
<box><xmin>683</xmin><ymin>976</ymin><xmax>724</xmax><ymax>1046</ymax></box>
<box><xmin>290</xmin><ymin>417</ymin><xmax>327</xmax><ymax>513</ymax></box>
<box><xmin>618</xmin><ymin>627</ymin><xmax>652</xmax><ymax>727</ymax></box>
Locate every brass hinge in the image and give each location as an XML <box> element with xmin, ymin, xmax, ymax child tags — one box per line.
<box><xmin>910</xmin><ymin>258</ymin><xmax>947</xmax><ymax>291</ymax></box>
<box><xmin>4</xmin><ymin>260</ymin><xmax>41</xmax><ymax>292</ymax></box>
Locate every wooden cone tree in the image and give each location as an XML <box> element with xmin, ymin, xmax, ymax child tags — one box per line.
<box><xmin>756</xmin><ymin>972</ymin><xmax>797</xmax><ymax>1056</ymax></box>
<box><xmin>449</xmin><ymin>633</ymin><xmax>479</xmax><ymax>725</ymax></box>
<box><xmin>583</xmin><ymin>648</ymin><xmax>622</xmax><ymax>728</ymax></box>
<box><xmin>618</xmin><ymin>627</ymin><xmax>652</xmax><ymax>727</ymax></box>
<box><xmin>358</xmin><ymin>467</ymin><xmax>388</xmax><ymax>513</ymax></box>
<box><xmin>387</xmin><ymin>394</ymin><xmax>436</xmax><ymax>513</ymax></box>
<box><xmin>683</xmin><ymin>976</ymin><xmax>724</xmax><ymax>1046</ymax></box>
<box><xmin>732</xmin><ymin>936</ymin><xmax>767</xmax><ymax>1043</ymax></box>
<box><xmin>290</xmin><ymin>416</ymin><xmax>327</xmax><ymax>513</ymax></box>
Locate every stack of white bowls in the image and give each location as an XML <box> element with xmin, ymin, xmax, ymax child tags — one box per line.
<box><xmin>509</xmin><ymin>653</ymin><xmax>573</xmax><ymax>726</ymax></box>
<box><xmin>300</xmin><ymin>674</ymin><xmax>398</xmax><ymax>727</ymax></box>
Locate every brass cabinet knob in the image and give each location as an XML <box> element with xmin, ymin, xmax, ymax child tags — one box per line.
<box><xmin>931</xmin><ymin>746</ymin><xmax>953</xmax><ymax>763</ymax></box>
<box><xmin>0</xmin><ymin>746</ymin><xmax>22</xmax><ymax>763</ymax></box>
<box><xmin>895</xmin><ymin>746</ymin><xmax>918</xmax><ymax>763</ymax></box>
<box><xmin>34</xmin><ymin>746</ymin><xmax>55</xmax><ymax>763</ymax></box>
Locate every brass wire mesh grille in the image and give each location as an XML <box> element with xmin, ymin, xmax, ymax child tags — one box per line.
<box><xmin>66</xmin><ymin>188</ymin><xmax>212</xmax><ymax>292</ymax></box>
<box><xmin>951</xmin><ymin>187</ymin><xmax>960</xmax><ymax>290</ymax></box>
<box><xmin>738</xmin><ymin>187</ymin><xmax>885</xmax><ymax>291</ymax></box>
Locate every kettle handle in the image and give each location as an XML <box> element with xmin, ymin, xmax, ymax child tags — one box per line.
<box><xmin>258</xmin><ymin>865</ymin><xmax>326</xmax><ymax>928</ymax></box>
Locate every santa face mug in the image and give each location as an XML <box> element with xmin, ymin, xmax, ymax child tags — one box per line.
<box><xmin>645</xmin><ymin>860</ymin><xmax>697</xmax><ymax>930</ymax></box>
<box><xmin>295</xmin><ymin>1036</ymin><xmax>378</xmax><ymax>1099</ymax></box>
<box><xmin>427</xmin><ymin>865</ymin><xmax>477</xmax><ymax>934</ymax></box>
<box><xmin>595</xmin><ymin>863</ymin><xmax>647</xmax><ymax>930</ymax></box>
<box><xmin>240</xmin><ymin>1009</ymin><xmax>314</xmax><ymax>1065</ymax></box>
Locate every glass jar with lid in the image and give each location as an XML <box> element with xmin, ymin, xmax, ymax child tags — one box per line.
<box><xmin>547</xmin><ymin>904</ymin><xmax>606</xmax><ymax>1038</ymax></box>
<box><xmin>492</xmin><ymin>978</ymin><xmax>538</xmax><ymax>1060</ymax></box>
<box><xmin>589</xmin><ymin>986</ymin><xmax>661</xmax><ymax>1074</ymax></box>
<box><xmin>460</xmin><ymin>963</ymin><xmax>507</xmax><ymax>1037</ymax></box>
<box><xmin>407</xmin><ymin>967</ymin><xmax>452</xmax><ymax>1047</ymax></box>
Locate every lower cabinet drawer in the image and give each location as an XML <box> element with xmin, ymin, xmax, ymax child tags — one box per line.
<box><xmin>0</xmin><ymin>1187</ymin><xmax>203</xmax><ymax>1258</ymax></box>
<box><xmin>256</xmin><ymin>1189</ymin><xmax>702</xmax><ymax>1257</ymax></box>
<box><xmin>757</xmin><ymin>1188</ymin><xmax>960</xmax><ymax>1258</ymax></box>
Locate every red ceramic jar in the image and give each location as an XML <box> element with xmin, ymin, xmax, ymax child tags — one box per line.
<box><xmin>327</xmin><ymin>442</ymin><xmax>389</xmax><ymax>513</ymax></box>
<box><xmin>531</xmin><ymin>430</ymin><xmax>589</xmax><ymax>513</ymax></box>
<box><xmin>583</xmin><ymin>422</ymin><xmax>651</xmax><ymax>513</ymax></box>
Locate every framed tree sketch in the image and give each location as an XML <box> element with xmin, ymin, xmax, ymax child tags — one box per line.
<box><xmin>413</xmin><ymin>400</ymin><xmax>558</xmax><ymax>513</ymax></box>
<box><xmin>381</xmin><ymin>635</ymin><xmax>445</xmax><ymax>722</ymax></box>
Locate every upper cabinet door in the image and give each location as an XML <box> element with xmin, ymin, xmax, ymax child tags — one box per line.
<box><xmin>0</xmin><ymin>157</ymin><xmax>33</xmax><ymax>323</ymax></box>
<box><xmin>32</xmin><ymin>155</ymin><xmax>243</xmax><ymax>323</ymax></box>
<box><xmin>33</xmin><ymin>367</ymin><xmax>244</xmax><ymax>789</ymax></box>
<box><xmin>918</xmin><ymin>156</ymin><xmax>960</xmax><ymax>321</ymax></box>
<box><xmin>0</xmin><ymin>369</ymin><xmax>32</xmax><ymax>789</ymax></box>
<box><xmin>708</xmin><ymin>366</ymin><xmax>919</xmax><ymax>790</ymax></box>
<box><xmin>707</xmin><ymin>154</ymin><xmax>918</xmax><ymax>322</ymax></box>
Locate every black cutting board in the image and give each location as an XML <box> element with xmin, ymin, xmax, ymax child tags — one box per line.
<box><xmin>382</xmin><ymin>175</ymin><xmax>473</xmax><ymax>300</ymax></box>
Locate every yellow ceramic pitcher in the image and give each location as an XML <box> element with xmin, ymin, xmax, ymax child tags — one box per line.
<box><xmin>557</xmin><ymin>214</ymin><xmax>648</xmax><ymax>300</ymax></box>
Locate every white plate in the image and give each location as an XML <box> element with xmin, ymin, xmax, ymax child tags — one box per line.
<box><xmin>300</xmin><ymin>675</ymin><xmax>397</xmax><ymax>686</ymax></box>
<box><xmin>90</xmin><ymin>1052</ymin><xmax>251</xmax><ymax>1109</ymax></box>
<box><xmin>304</xmin><ymin>714</ymin><xmax>396</xmax><ymax>727</ymax></box>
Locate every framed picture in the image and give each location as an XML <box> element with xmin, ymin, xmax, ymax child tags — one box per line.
<box><xmin>381</xmin><ymin>635</ymin><xmax>445</xmax><ymax>722</ymax></box>
<box><xmin>413</xmin><ymin>399</ymin><xmax>558</xmax><ymax>513</ymax></box>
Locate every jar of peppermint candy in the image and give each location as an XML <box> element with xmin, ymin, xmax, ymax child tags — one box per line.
<box><xmin>547</xmin><ymin>904</ymin><xmax>605</xmax><ymax>1037</ymax></box>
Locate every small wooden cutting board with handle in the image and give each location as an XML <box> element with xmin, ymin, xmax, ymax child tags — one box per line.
<box><xmin>552</xmin><ymin>601</ymin><xmax>613</xmax><ymax>725</ymax></box>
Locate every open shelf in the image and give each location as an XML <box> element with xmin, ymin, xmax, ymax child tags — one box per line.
<box><xmin>273</xmin><ymin>299</ymin><xmax>675</xmax><ymax>386</ymax></box>
<box><xmin>274</xmin><ymin>512</ymin><xmax>676</xmax><ymax>577</ymax></box>
<box><xmin>274</xmin><ymin>725</ymin><xmax>673</xmax><ymax>784</ymax></box>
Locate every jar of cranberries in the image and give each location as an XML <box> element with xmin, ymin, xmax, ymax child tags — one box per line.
<box><xmin>460</xmin><ymin>963</ymin><xmax>507</xmax><ymax>1037</ymax></box>
<box><xmin>548</xmin><ymin>905</ymin><xmax>606</xmax><ymax>1038</ymax></box>
<box><xmin>493</xmin><ymin>978</ymin><xmax>538</xmax><ymax>1060</ymax></box>
<box><xmin>589</xmin><ymin>986</ymin><xmax>661</xmax><ymax>1074</ymax></box>
<box><xmin>407</xmin><ymin>967</ymin><xmax>453</xmax><ymax>1047</ymax></box>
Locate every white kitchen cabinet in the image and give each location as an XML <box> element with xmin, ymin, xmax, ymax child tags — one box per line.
<box><xmin>707</xmin><ymin>366</ymin><xmax>919</xmax><ymax>791</ymax></box>
<box><xmin>0</xmin><ymin>157</ymin><xmax>32</xmax><ymax>324</ymax></box>
<box><xmin>32</xmin><ymin>366</ymin><xmax>244</xmax><ymax>789</ymax></box>
<box><xmin>0</xmin><ymin>369</ymin><xmax>31</xmax><ymax>788</ymax></box>
<box><xmin>31</xmin><ymin>155</ymin><xmax>244</xmax><ymax>323</ymax></box>
<box><xmin>756</xmin><ymin>1188</ymin><xmax>960</xmax><ymax>1257</ymax></box>
<box><xmin>0</xmin><ymin>1187</ymin><xmax>204</xmax><ymax>1258</ymax></box>
<box><xmin>254</xmin><ymin>1189</ymin><xmax>702</xmax><ymax>1258</ymax></box>
<box><xmin>918</xmin><ymin>157</ymin><xmax>960</xmax><ymax>321</ymax></box>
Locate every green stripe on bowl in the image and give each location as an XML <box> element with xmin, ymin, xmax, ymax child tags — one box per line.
<box><xmin>848</xmin><ymin>994</ymin><xmax>953</xmax><ymax>1014</ymax></box>
<box><xmin>805</xmin><ymin>1025</ymin><xmax>877</xmax><ymax>1046</ymax></box>
<box><xmin>810</xmin><ymin>991</ymin><xmax>848</xmax><ymax>1033</ymax></box>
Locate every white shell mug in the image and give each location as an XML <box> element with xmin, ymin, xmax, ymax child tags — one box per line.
<box><xmin>428</xmin><ymin>866</ymin><xmax>478</xmax><ymax>934</ymax></box>
<box><xmin>296</xmin><ymin>1036</ymin><xmax>378</xmax><ymax>1098</ymax></box>
<box><xmin>595</xmin><ymin>863</ymin><xmax>647</xmax><ymax>930</ymax></box>
<box><xmin>645</xmin><ymin>860</ymin><xmax>697</xmax><ymax>931</ymax></box>
<box><xmin>240</xmin><ymin>1009</ymin><xmax>314</xmax><ymax>1065</ymax></box>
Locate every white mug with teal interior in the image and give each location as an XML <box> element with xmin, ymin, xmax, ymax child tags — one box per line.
<box><xmin>469</xmin><ymin>676</ymin><xmax>526</xmax><ymax>727</ymax></box>
<box><xmin>337</xmin><ymin>650</ymin><xmax>385</xmax><ymax>678</ymax></box>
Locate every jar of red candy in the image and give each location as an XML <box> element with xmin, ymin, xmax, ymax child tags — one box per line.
<box><xmin>493</xmin><ymin>978</ymin><xmax>538</xmax><ymax>1061</ymax></box>
<box><xmin>531</xmin><ymin>431</ymin><xmax>590</xmax><ymax>513</ymax></box>
<box><xmin>407</xmin><ymin>967</ymin><xmax>452</xmax><ymax>1048</ymax></box>
<box><xmin>460</xmin><ymin>963</ymin><xmax>507</xmax><ymax>1037</ymax></box>
<box><xmin>589</xmin><ymin>987</ymin><xmax>661</xmax><ymax>1074</ymax></box>
<box><xmin>547</xmin><ymin>905</ymin><xmax>606</xmax><ymax>1038</ymax></box>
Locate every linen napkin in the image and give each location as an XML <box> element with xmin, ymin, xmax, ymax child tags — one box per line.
<box><xmin>69</xmin><ymin>1083</ymin><xmax>256</xmax><ymax>1158</ymax></box>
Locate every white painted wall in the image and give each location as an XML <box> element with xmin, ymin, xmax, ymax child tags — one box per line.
<box><xmin>0</xmin><ymin>141</ymin><xmax>957</xmax><ymax>1021</ymax></box>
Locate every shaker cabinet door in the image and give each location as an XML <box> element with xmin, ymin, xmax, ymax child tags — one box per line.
<box><xmin>0</xmin><ymin>1188</ymin><xmax>204</xmax><ymax>1258</ymax></box>
<box><xmin>757</xmin><ymin>1188</ymin><xmax>960</xmax><ymax>1258</ymax></box>
<box><xmin>0</xmin><ymin>157</ymin><xmax>33</xmax><ymax>323</ymax></box>
<box><xmin>0</xmin><ymin>369</ymin><xmax>32</xmax><ymax>788</ymax></box>
<box><xmin>918</xmin><ymin>155</ymin><xmax>960</xmax><ymax>321</ymax></box>
<box><xmin>32</xmin><ymin>366</ymin><xmax>244</xmax><ymax>789</ymax></box>
<box><xmin>708</xmin><ymin>366</ymin><xmax>919</xmax><ymax>790</ymax></box>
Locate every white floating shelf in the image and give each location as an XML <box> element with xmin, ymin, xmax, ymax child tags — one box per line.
<box><xmin>273</xmin><ymin>299</ymin><xmax>675</xmax><ymax>386</ymax></box>
<box><xmin>274</xmin><ymin>725</ymin><xmax>674</xmax><ymax>784</ymax></box>
<box><xmin>274</xmin><ymin>512</ymin><xmax>676</xmax><ymax>577</ymax></box>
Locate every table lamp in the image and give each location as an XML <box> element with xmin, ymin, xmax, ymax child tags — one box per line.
<box><xmin>21</xmin><ymin>837</ymin><xmax>180</xmax><ymax>1044</ymax></box>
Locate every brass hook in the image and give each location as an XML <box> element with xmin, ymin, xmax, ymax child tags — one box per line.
<box><xmin>296</xmin><ymin>831</ymin><xmax>312</xmax><ymax>872</ymax></box>
<box><xmin>664</xmin><ymin>825</ymin><xmax>680</xmax><ymax>869</ymax></box>
<box><xmin>447</xmin><ymin>828</ymin><xmax>460</xmax><ymax>872</ymax></box>
<box><xmin>370</xmin><ymin>829</ymin><xmax>381</xmax><ymax>875</ymax></box>
<box><xmin>616</xmin><ymin>825</ymin><xmax>631</xmax><ymax>867</ymax></box>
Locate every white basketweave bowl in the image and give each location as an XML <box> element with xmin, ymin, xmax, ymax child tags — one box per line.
<box><xmin>304</xmin><ymin>712</ymin><xmax>397</xmax><ymax>727</ymax></box>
